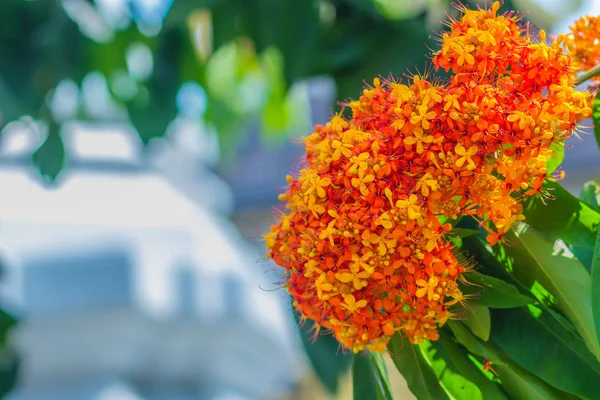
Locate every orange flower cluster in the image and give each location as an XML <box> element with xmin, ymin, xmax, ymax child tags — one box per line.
<box><xmin>566</xmin><ymin>15</ymin><xmax>600</xmax><ymax>76</ymax></box>
<box><xmin>265</xmin><ymin>2</ymin><xmax>592</xmax><ymax>353</ymax></box>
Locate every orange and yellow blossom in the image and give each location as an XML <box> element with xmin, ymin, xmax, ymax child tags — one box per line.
<box><xmin>265</xmin><ymin>2</ymin><xmax>593</xmax><ymax>353</ymax></box>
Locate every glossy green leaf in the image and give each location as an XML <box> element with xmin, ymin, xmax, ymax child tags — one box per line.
<box><xmin>461</xmin><ymin>304</ymin><xmax>491</xmax><ymax>341</ymax></box>
<box><xmin>574</xmin><ymin>181</ymin><xmax>600</xmax><ymax>271</ymax></box>
<box><xmin>449</xmin><ymin>228</ymin><xmax>480</xmax><ymax>239</ymax></box>
<box><xmin>434</xmin><ymin>332</ymin><xmax>508</xmax><ymax>399</ymax></box>
<box><xmin>546</xmin><ymin>141</ymin><xmax>565</xmax><ymax>174</ymax></box>
<box><xmin>460</xmin><ymin>271</ymin><xmax>534</xmax><ymax>309</ymax></box>
<box><xmin>419</xmin><ymin>339</ymin><xmax>482</xmax><ymax>399</ymax></box>
<box><xmin>293</xmin><ymin>310</ymin><xmax>352</xmax><ymax>393</ymax></box>
<box><xmin>447</xmin><ymin>321</ymin><xmax>489</xmax><ymax>358</ymax></box>
<box><xmin>592</xmin><ymin>91</ymin><xmax>600</xmax><ymax>151</ymax></box>
<box><xmin>371</xmin><ymin>353</ymin><xmax>394</xmax><ymax>400</ymax></box>
<box><xmin>506</xmin><ymin>227</ymin><xmax>600</xmax><ymax>360</ymax></box>
<box><xmin>591</xmin><ymin>220</ymin><xmax>600</xmax><ymax>356</ymax></box>
<box><xmin>491</xmin><ymin>307</ymin><xmax>600</xmax><ymax>399</ymax></box>
<box><xmin>352</xmin><ymin>353</ymin><xmax>378</xmax><ymax>400</ymax></box>
<box><xmin>580</xmin><ymin>181</ymin><xmax>600</xmax><ymax>211</ymax></box>
<box><xmin>387</xmin><ymin>333</ymin><xmax>449</xmax><ymax>400</ymax></box>
<box><xmin>448</xmin><ymin>321</ymin><xmax>579</xmax><ymax>400</ymax></box>
<box><xmin>522</xmin><ymin>179</ymin><xmax>600</xmax><ymax>250</ymax></box>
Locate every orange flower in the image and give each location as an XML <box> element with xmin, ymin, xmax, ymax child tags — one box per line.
<box><xmin>265</xmin><ymin>1</ymin><xmax>592</xmax><ymax>353</ymax></box>
<box><xmin>566</xmin><ymin>16</ymin><xmax>600</xmax><ymax>76</ymax></box>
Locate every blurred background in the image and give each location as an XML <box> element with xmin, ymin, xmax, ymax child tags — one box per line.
<box><xmin>0</xmin><ymin>0</ymin><xmax>598</xmax><ymax>399</ymax></box>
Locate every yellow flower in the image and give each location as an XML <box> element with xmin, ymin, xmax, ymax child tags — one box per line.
<box><xmin>416</xmin><ymin>276</ymin><xmax>440</xmax><ymax>301</ymax></box>
<box><xmin>396</xmin><ymin>194</ymin><xmax>422</xmax><ymax>220</ymax></box>
<box><xmin>455</xmin><ymin>144</ymin><xmax>478</xmax><ymax>170</ymax></box>
<box><xmin>342</xmin><ymin>294</ymin><xmax>368</xmax><ymax>314</ymax></box>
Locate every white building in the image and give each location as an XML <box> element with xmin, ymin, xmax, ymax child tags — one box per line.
<box><xmin>0</xmin><ymin>121</ymin><xmax>301</xmax><ymax>400</ymax></box>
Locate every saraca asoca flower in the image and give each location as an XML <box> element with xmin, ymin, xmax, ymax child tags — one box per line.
<box><xmin>566</xmin><ymin>15</ymin><xmax>600</xmax><ymax>77</ymax></box>
<box><xmin>265</xmin><ymin>2</ymin><xmax>593</xmax><ymax>353</ymax></box>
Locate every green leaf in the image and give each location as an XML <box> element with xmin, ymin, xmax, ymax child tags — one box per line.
<box><xmin>449</xmin><ymin>228</ymin><xmax>480</xmax><ymax>239</ymax></box>
<box><xmin>387</xmin><ymin>333</ymin><xmax>449</xmax><ymax>400</ymax></box>
<box><xmin>0</xmin><ymin>311</ymin><xmax>16</xmax><ymax>348</ymax></box>
<box><xmin>546</xmin><ymin>141</ymin><xmax>564</xmax><ymax>174</ymax></box>
<box><xmin>293</xmin><ymin>309</ymin><xmax>352</xmax><ymax>394</ymax></box>
<box><xmin>352</xmin><ymin>353</ymin><xmax>378</xmax><ymax>400</ymax></box>
<box><xmin>460</xmin><ymin>271</ymin><xmax>534</xmax><ymax>309</ymax></box>
<box><xmin>371</xmin><ymin>353</ymin><xmax>394</xmax><ymax>400</ymax></box>
<box><xmin>32</xmin><ymin>122</ymin><xmax>65</xmax><ymax>182</ymax></box>
<box><xmin>243</xmin><ymin>0</ymin><xmax>320</xmax><ymax>84</ymax></box>
<box><xmin>491</xmin><ymin>307</ymin><xmax>600</xmax><ymax>399</ymax></box>
<box><xmin>448</xmin><ymin>320</ymin><xmax>579</xmax><ymax>400</ymax></box>
<box><xmin>447</xmin><ymin>321</ymin><xmax>489</xmax><ymax>358</ymax></box>
<box><xmin>591</xmin><ymin>219</ymin><xmax>600</xmax><ymax>357</ymax></box>
<box><xmin>505</xmin><ymin>227</ymin><xmax>600</xmax><ymax>360</ymax></box>
<box><xmin>435</xmin><ymin>332</ymin><xmax>508</xmax><ymax>399</ymax></box>
<box><xmin>419</xmin><ymin>339</ymin><xmax>483</xmax><ymax>399</ymax></box>
<box><xmin>592</xmin><ymin>91</ymin><xmax>600</xmax><ymax>152</ymax></box>
<box><xmin>571</xmin><ymin>181</ymin><xmax>600</xmax><ymax>270</ymax></box>
<box><xmin>522</xmin><ymin>179</ymin><xmax>600</xmax><ymax>250</ymax></box>
<box><xmin>351</xmin><ymin>352</ymin><xmax>394</xmax><ymax>400</ymax></box>
<box><xmin>580</xmin><ymin>181</ymin><xmax>600</xmax><ymax>211</ymax></box>
<box><xmin>461</xmin><ymin>304</ymin><xmax>491</xmax><ymax>341</ymax></box>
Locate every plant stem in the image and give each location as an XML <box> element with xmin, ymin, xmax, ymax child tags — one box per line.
<box><xmin>574</xmin><ymin>64</ymin><xmax>600</xmax><ymax>86</ymax></box>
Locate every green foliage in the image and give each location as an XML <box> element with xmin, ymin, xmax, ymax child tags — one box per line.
<box><xmin>292</xmin><ymin>309</ymin><xmax>353</xmax><ymax>394</ymax></box>
<box><xmin>522</xmin><ymin>179</ymin><xmax>600</xmax><ymax>251</ymax></box>
<box><xmin>591</xmin><ymin>213</ymin><xmax>600</xmax><ymax>362</ymax></box>
<box><xmin>387</xmin><ymin>333</ymin><xmax>450</xmax><ymax>400</ymax></box>
<box><xmin>491</xmin><ymin>307</ymin><xmax>600</xmax><ymax>399</ymax></box>
<box><xmin>460</xmin><ymin>304</ymin><xmax>491</xmax><ymax>341</ymax></box>
<box><xmin>32</xmin><ymin>121</ymin><xmax>65</xmax><ymax>182</ymax></box>
<box><xmin>593</xmin><ymin>91</ymin><xmax>600</xmax><ymax>152</ymax></box>
<box><xmin>546</xmin><ymin>141</ymin><xmax>565</xmax><ymax>174</ymax></box>
<box><xmin>448</xmin><ymin>320</ymin><xmax>579</xmax><ymax>400</ymax></box>
<box><xmin>459</xmin><ymin>271</ymin><xmax>534</xmax><ymax>309</ymax></box>
<box><xmin>0</xmin><ymin>310</ymin><xmax>18</xmax><ymax>398</ymax></box>
<box><xmin>0</xmin><ymin>0</ymin><xmax>440</xmax><ymax>179</ymax></box>
<box><xmin>352</xmin><ymin>352</ymin><xmax>393</xmax><ymax>400</ymax></box>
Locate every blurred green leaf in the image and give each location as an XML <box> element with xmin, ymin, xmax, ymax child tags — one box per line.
<box><xmin>461</xmin><ymin>304</ymin><xmax>491</xmax><ymax>341</ymax></box>
<box><xmin>387</xmin><ymin>333</ymin><xmax>450</xmax><ymax>400</ymax></box>
<box><xmin>593</xmin><ymin>91</ymin><xmax>600</xmax><ymax>152</ymax></box>
<box><xmin>523</xmin><ymin>180</ymin><xmax>600</xmax><ymax>251</ymax></box>
<box><xmin>0</xmin><ymin>348</ymin><xmax>18</xmax><ymax>399</ymax></box>
<box><xmin>373</xmin><ymin>0</ymin><xmax>427</xmax><ymax>20</ymax></box>
<box><xmin>0</xmin><ymin>311</ymin><xmax>16</xmax><ymax>348</ymax></box>
<box><xmin>259</xmin><ymin>47</ymin><xmax>289</xmax><ymax>136</ymax></box>
<box><xmin>460</xmin><ymin>271</ymin><xmax>534</xmax><ymax>309</ymax></box>
<box><xmin>32</xmin><ymin>122</ymin><xmax>65</xmax><ymax>182</ymax></box>
<box><xmin>163</xmin><ymin>0</ymin><xmax>224</xmax><ymax>27</ymax></box>
<box><xmin>491</xmin><ymin>307</ymin><xmax>600</xmax><ymax>399</ymax></box>
<box><xmin>322</xmin><ymin>11</ymin><xmax>432</xmax><ymax>104</ymax></box>
<box><xmin>293</xmin><ymin>309</ymin><xmax>352</xmax><ymax>394</ymax></box>
<box><xmin>242</xmin><ymin>0</ymin><xmax>320</xmax><ymax>84</ymax></box>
